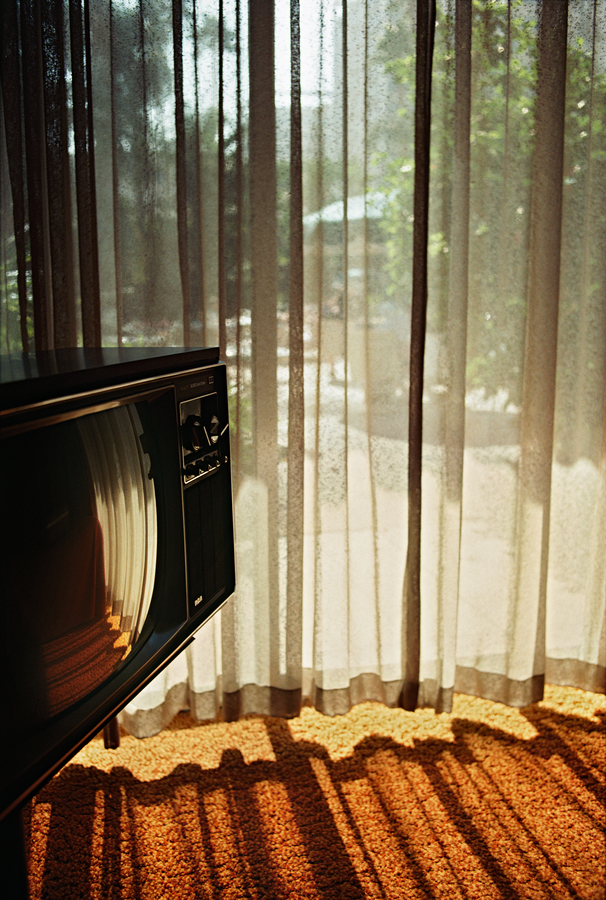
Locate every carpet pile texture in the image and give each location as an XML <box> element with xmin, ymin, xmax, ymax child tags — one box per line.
<box><xmin>25</xmin><ymin>685</ymin><xmax>605</xmax><ymax>899</ymax></box>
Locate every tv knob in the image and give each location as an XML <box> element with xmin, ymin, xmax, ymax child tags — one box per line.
<box><xmin>210</xmin><ymin>415</ymin><xmax>220</xmax><ymax>444</ymax></box>
<box><xmin>184</xmin><ymin>416</ymin><xmax>205</xmax><ymax>452</ymax></box>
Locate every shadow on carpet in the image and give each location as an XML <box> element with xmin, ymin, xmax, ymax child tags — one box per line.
<box><xmin>25</xmin><ymin>690</ymin><xmax>605</xmax><ymax>899</ymax></box>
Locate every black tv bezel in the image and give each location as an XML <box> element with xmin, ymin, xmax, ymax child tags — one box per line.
<box><xmin>0</xmin><ymin>347</ymin><xmax>235</xmax><ymax>820</ymax></box>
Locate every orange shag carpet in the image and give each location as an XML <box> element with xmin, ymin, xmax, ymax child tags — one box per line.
<box><xmin>25</xmin><ymin>685</ymin><xmax>605</xmax><ymax>899</ymax></box>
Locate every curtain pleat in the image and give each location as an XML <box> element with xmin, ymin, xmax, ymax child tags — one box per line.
<box><xmin>403</xmin><ymin>0</ymin><xmax>436</xmax><ymax>711</ymax></box>
<box><xmin>0</xmin><ymin>0</ymin><xmax>29</xmax><ymax>351</ymax></box>
<box><xmin>22</xmin><ymin>0</ymin><xmax>52</xmax><ymax>348</ymax></box>
<box><xmin>512</xmin><ymin>0</ymin><xmax>568</xmax><ymax>705</ymax></box>
<box><xmin>191</xmin><ymin>0</ymin><xmax>206</xmax><ymax>348</ymax></box>
<box><xmin>340</xmin><ymin>5</ymin><xmax>351</xmax><ymax>708</ymax></box>
<box><xmin>173</xmin><ymin>0</ymin><xmax>191</xmax><ymax>346</ymax></box>
<box><xmin>286</xmin><ymin>0</ymin><xmax>304</xmax><ymax>701</ymax></box>
<box><xmin>546</xmin><ymin>0</ymin><xmax>606</xmax><ymax>694</ymax></box>
<box><xmin>421</xmin><ymin>0</ymin><xmax>471</xmax><ymax>714</ymax></box>
<box><xmin>69</xmin><ymin>0</ymin><xmax>101</xmax><ymax>347</ymax></box>
<box><xmin>42</xmin><ymin>0</ymin><xmax>78</xmax><ymax>347</ymax></box>
<box><xmin>310</xmin><ymin>0</ymin><xmax>325</xmax><ymax>712</ymax></box>
<box><xmin>2</xmin><ymin>0</ymin><xmax>604</xmax><ymax>740</ymax></box>
<box><xmin>221</xmin><ymin>0</ymin><xmax>288</xmax><ymax>721</ymax></box>
<box><xmin>217</xmin><ymin>0</ymin><xmax>226</xmax><ymax>357</ymax></box>
<box><xmin>232</xmin><ymin>0</ymin><xmax>244</xmax><ymax>481</ymax></box>
<box><xmin>107</xmin><ymin>0</ymin><xmax>122</xmax><ymax>346</ymax></box>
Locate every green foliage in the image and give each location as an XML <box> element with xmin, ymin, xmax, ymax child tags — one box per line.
<box><xmin>0</xmin><ymin>260</ymin><xmax>31</xmax><ymax>352</ymax></box>
<box><xmin>0</xmin><ymin>246</ymin><xmax>35</xmax><ymax>352</ymax></box>
<box><xmin>376</xmin><ymin>0</ymin><xmax>606</xmax><ymax>405</ymax></box>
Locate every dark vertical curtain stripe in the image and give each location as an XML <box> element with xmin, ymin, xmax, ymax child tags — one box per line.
<box><xmin>217</xmin><ymin>0</ymin><xmax>227</xmax><ymax>357</ymax></box>
<box><xmin>20</xmin><ymin>0</ymin><xmax>52</xmax><ymax>349</ymax></box>
<box><xmin>497</xmin><ymin>1</ymin><xmax>512</xmax><ymax>298</ymax></box>
<box><xmin>83</xmin><ymin>0</ymin><xmax>100</xmax><ymax>343</ymax></box>
<box><xmin>233</xmin><ymin>0</ymin><xmax>243</xmax><ymax>482</ymax></box>
<box><xmin>109</xmin><ymin>0</ymin><xmax>123</xmax><ymax>346</ymax></box>
<box><xmin>218</xmin><ymin>0</ymin><xmax>240</xmax><ymax>714</ymax></box>
<box><xmin>1</xmin><ymin>154</ymin><xmax>9</xmax><ymax>350</ymax></box>
<box><xmin>173</xmin><ymin>0</ymin><xmax>191</xmax><ymax>346</ymax></box>
<box><xmin>519</xmin><ymin>0</ymin><xmax>568</xmax><ymax>691</ymax></box>
<box><xmin>218</xmin><ymin>0</ymin><xmax>240</xmax><ymax>716</ymax></box>
<box><xmin>83</xmin><ymin>0</ymin><xmax>102</xmax><ymax>347</ymax></box>
<box><xmin>69</xmin><ymin>0</ymin><xmax>101</xmax><ymax>347</ymax></box>
<box><xmin>286</xmin><ymin>0</ymin><xmax>304</xmax><ymax>695</ymax></box>
<box><xmin>435</xmin><ymin>1</ymin><xmax>453</xmax><ymax>335</ymax></box>
<box><xmin>341</xmin><ymin>0</ymin><xmax>351</xmax><ymax>636</ymax></box>
<box><xmin>42</xmin><ymin>0</ymin><xmax>77</xmax><ymax>347</ymax></box>
<box><xmin>445</xmin><ymin>1</ymin><xmax>471</xmax><ymax>499</ymax></box>
<box><xmin>401</xmin><ymin>0</ymin><xmax>436</xmax><ymax>712</ymax></box>
<box><xmin>522</xmin><ymin>0</ymin><xmax>568</xmax><ymax>496</ymax></box>
<box><xmin>192</xmin><ymin>0</ymin><xmax>206</xmax><ymax>347</ymax></box>
<box><xmin>0</xmin><ymin>0</ymin><xmax>29</xmax><ymax>351</ymax></box>
<box><xmin>341</xmin><ymin>0</ymin><xmax>348</xmax><ymax>309</ymax></box>
<box><xmin>138</xmin><ymin>0</ymin><xmax>153</xmax><ymax>326</ymax></box>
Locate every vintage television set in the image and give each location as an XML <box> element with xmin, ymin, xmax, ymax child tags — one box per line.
<box><xmin>0</xmin><ymin>347</ymin><xmax>235</xmax><ymax>859</ymax></box>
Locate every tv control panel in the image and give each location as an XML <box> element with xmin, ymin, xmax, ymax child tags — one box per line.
<box><xmin>180</xmin><ymin>393</ymin><xmax>229</xmax><ymax>485</ymax></box>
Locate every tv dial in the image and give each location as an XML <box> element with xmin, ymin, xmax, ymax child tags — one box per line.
<box><xmin>185</xmin><ymin>414</ymin><xmax>222</xmax><ymax>448</ymax></box>
<box><xmin>209</xmin><ymin>415</ymin><xmax>220</xmax><ymax>443</ymax></box>
<box><xmin>181</xmin><ymin>399</ymin><xmax>228</xmax><ymax>484</ymax></box>
<box><xmin>184</xmin><ymin>415</ymin><xmax>205</xmax><ymax>452</ymax></box>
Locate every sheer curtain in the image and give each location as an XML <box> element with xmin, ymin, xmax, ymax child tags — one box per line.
<box><xmin>423</xmin><ymin>0</ymin><xmax>606</xmax><ymax>709</ymax></box>
<box><xmin>1</xmin><ymin>0</ymin><xmax>604</xmax><ymax>736</ymax></box>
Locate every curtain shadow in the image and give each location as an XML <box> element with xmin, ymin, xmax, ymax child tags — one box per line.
<box><xmin>25</xmin><ymin>705</ymin><xmax>604</xmax><ymax>899</ymax></box>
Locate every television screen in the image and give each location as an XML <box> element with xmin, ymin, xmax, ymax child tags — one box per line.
<box><xmin>0</xmin><ymin>347</ymin><xmax>235</xmax><ymax>820</ymax></box>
